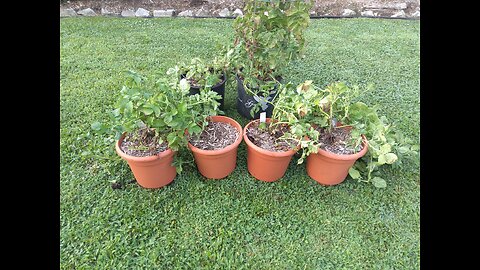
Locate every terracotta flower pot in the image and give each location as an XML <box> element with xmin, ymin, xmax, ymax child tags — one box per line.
<box><xmin>115</xmin><ymin>133</ymin><xmax>177</xmax><ymax>189</ymax></box>
<box><xmin>188</xmin><ymin>115</ymin><xmax>243</xmax><ymax>179</ymax></box>
<box><xmin>243</xmin><ymin>118</ymin><xmax>298</xmax><ymax>182</ymax></box>
<box><xmin>306</xmin><ymin>135</ymin><xmax>368</xmax><ymax>186</ymax></box>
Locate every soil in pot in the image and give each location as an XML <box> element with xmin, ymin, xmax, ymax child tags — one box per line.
<box><xmin>120</xmin><ymin>127</ymin><xmax>168</xmax><ymax>157</ymax></box>
<box><xmin>315</xmin><ymin>126</ymin><xmax>364</xmax><ymax>155</ymax></box>
<box><xmin>243</xmin><ymin>119</ymin><xmax>298</xmax><ymax>182</ymax></box>
<box><xmin>189</xmin><ymin>121</ymin><xmax>239</xmax><ymax>150</ymax></box>
<box><xmin>245</xmin><ymin>121</ymin><xmax>296</xmax><ymax>152</ymax></box>
<box><xmin>116</xmin><ymin>128</ymin><xmax>177</xmax><ymax>189</ymax></box>
<box><xmin>306</xmin><ymin>126</ymin><xmax>367</xmax><ymax>186</ymax></box>
<box><xmin>188</xmin><ymin>116</ymin><xmax>242</xmax><ymax>179</ymax></box>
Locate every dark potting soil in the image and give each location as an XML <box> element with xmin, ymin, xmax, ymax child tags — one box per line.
<box><xmin>189</xmin><ymin>121</ymin><xmax>239</xmax><ymax>150</ymax></box>
<box><xmin>246</xmin><ymin>122</ymin><xmax>296</xmax><ymax>152</ymax></box>
<box><xmin>187</xmin><ymin>77</ymin><xmax>201</xmax><ymax>88</ymax></box>
<box><xmin>187</xmin><ymin>74</ymin><xmax>223</xmax><ymax>88</ymax></box>
<box><xmin>120</xmin><ymin>128</ymin><xmax>168</xmax><ymax>157</ymax></box>
<box><xmin>315</xmin><ymin>126</ymin><xmax>364</xmax><ymax>155</ymax></box>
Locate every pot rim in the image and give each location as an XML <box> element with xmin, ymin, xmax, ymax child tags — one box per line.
<box><xmin>182</xmin><ymin>71</ymin><xmax>227</xmax><ymax>89</ymax></box>
<box><xmin>188</xmin><ymin>115</ymin><xmax>243</xmax><ymax>155</ymax></box>
<box><xmin>243</xmin><ymin>118</ymin><xmax>298</xmax><ymax>157</ymax></box>
<box><xmin>235</xmin><ymin>71</ymin><xmax>283</xmax><ymax>82</ymax></box>
<box><xmin>313</xmin><ymin>134</ymin><xmax>368</xmax><ymax>161</ymax></box>
<box><xmin>115</xmin><ymin>132</ymin><xmax>174</xmax><ymax>162</ymax></box>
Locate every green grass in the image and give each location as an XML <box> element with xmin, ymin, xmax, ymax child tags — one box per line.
<box><xmin>60</xmin><ymin>17</ymin><xmax>420</xmax><ymax>269</ymax></box>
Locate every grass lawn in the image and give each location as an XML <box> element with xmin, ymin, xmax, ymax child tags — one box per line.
<box><xmin>60</xmin><ymin>17</ymin><xmax>420</xmax><ymax>269</ymax></box>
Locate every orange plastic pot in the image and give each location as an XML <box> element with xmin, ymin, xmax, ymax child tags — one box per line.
<box><xmin>115</xmin><ymin>133</ymin><xmax>177</xmax><ymax>189</ymax></box>
<box><xmin>306</xmin><ymin>135</ymin><xmax>368</xmax><ymax>186</ymax></box>
<box><xmin>243</xmin><ymin>118</ymin><xmax>298</xmax><ymax>182</ymax></box>
<box><xmin>188</xmin><ymin>115</ymin><xmax>243</xmax><ymax>179</ymax></box>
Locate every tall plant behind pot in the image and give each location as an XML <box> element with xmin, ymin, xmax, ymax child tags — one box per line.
<box><xmin>179</xmin><ymin>57</ymin><xmax>228</xmax><ymax>111</ymax></box>
<box><xmin>277</xmin><ymin>80</ymin><xmax>420</xmax><ymax>188</ymax></box>
<box><xmin>231</xmin><ymin>0</ymin><xmax>312</xmax><ymax>119</ymax></box>
<box><xmin>236</xmin><ymin>74</ymin><xmax>280</xmax><ymax>119</ymax></box>
<box><xmin>188</xmin><ymin>115</ymin><xmax>243</xmax><ymax>179</ymax></box>
<box><xmin>91</xmin><ymin>69</ymin><xmax>222</xmax><ymax>188</ymax></box>
<box><xmin>240</xmin><ymin>81</ymin><xmax>318</xmax><ymax>182</ymax></box>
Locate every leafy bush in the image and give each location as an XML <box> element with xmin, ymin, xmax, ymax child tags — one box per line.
<box><xmin>268</xmin><ymin>80</ymin><xmax>419</xmax><ymax>187</ymax></box>
<box><xmin>231</xmin><ymin>0</ymin><xmax>312</xmax><ymax>93</ymax></box>
<box><xmin>178</xmin><ymin>57</ymin><xmax>226</xmax><ymax>89</ymax></box>
<box><xmin>90</xmin><ymin>68</ymin><xmax>221</xmax><ymax>172</ymax></box>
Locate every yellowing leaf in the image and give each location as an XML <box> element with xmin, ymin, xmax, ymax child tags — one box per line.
<box><xmin>380</xmin><ymin>144</ymin><xmax>391</xmax><ymax>154</ymax></box>
<box><xmin>384</xmin><ymin>153</ymin><xmax>398</xmax><ymax>164</ymax></box>
<box><xmin>179</xmin><ymin>78</ymin><xmax>190</xmax><ymax>92</ymax></box>
<box><xmin>377</xmin><ymin>154</ymin><xmax>386</xmax><ymax>165</ymax></box>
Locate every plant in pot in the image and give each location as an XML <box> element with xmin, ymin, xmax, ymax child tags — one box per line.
<box><xmin>92</xmin><ymin>69</ymin><xmax>222</xmax><ymax>189</ymax></box>
<box><xmin>280</xmin><ymin>80</ymin><xmax>419</xmax><ymax>187</ymax></box>
<box><xmin>178</xmin><ymin>57</ymin><xmax>228</xmax><ymax>111</ymax></box>
<box><xmin>187</xmin><ymin>114</ymin><xmax>243</xmax><ymax>179</ymax></box>
<box><xmin>231</xmin><ymin>0</ymin><xmax>312</xmax><ymax>119</ymax></box>
<box><xmin>242</xmin><ymin>81</ymin><xmax>309</xmax><ymax>182</ymax></box>
<box><xmin>176</xmin><ymin>60</ymin><xmax>244</xmax><ymax>180</ymax></box>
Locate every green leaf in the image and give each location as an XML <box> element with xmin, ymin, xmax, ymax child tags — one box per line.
<box><xmin>91</xmin><ymin>122</ymin><xmax>103</xmax><ymax>131</ymax></box>
<box><xmin>169</xmin><ymin>118</ymin><xmax>182</xmax><ymax>128</ymax></box>
<box><xmin>397</xmin><ymin>146</ymin><xmax>409</xmax><ymax>154</ymax></box>
<box><xmin>145</xmin><ymin>116</ymin><xmax>154</xmax><ymax>126</ymax></box>
<box><xmin>140</xmin><ymin>107</ymin><xmax>154</xmax><ymax>115</ymax></box>
<box><xmin>152</xmin><ymin>105</ymin><xmax>161</xmax><ymax>117</ymax></box>
<box><xmin>297</xmin><ymin>158</ymin><xmax>304</xmax><ymax>165</ymax></box>
<box><xmin>384</xmin><ymin>153</ymin><xmax>398</xmax><ymax>164</ymax></box>
<box><xmin>377</xmin><ymin>154</ymin><xmax>386</xmax><ymax>165</ymax></box>
<box><xmin>178</xmin><ymin>102</ymin><xmax>187</xmax><ymax>113</ymax></box>
<box><xmin>348</xmin><ymin>167</ymin><xmax>361</xmax><ymax>179</ymax></box>
<box><xmin>111</xmin><ymin>108</ymin><xmax>120</xmax><ymax>117</ymax></box>
<box><xmin>250</xmin><ymin>108</ymin><xmax>255</xmax><ymax>118</ymax></box>
<box><xmin>189</xmin><ymin>125</ymin><xmax>202</xmax><ymax>135</ymax></box>
<box><xmin>175</xmin><ymin>164</ymin><xmax>183</xmax><ymax>174</ymax></box>
<box><xmin>167</xmin><ymin>132</ymin><xmax>179</xmax><ymax>146</ymax></box>
<box><xmin>164</xmin><ymin>114</ymin><xmax>173</xmax><ymax>124</ymax></box>
<box><xmin>380</xmin><ymin>144</ymin><xmax>391</xmax><ymax>154</ymax></box>
<box><xmin>152</xmin><ymin>119</ymin><xmax>165</xmax><ymax>128</ymax></box>
<box><xmin>372</xmin><ymin>177</ymin><xmax>387</xmax><ymax>188</ymax></box>
<box><xmin>125</xmin><ymin>101</ymin><xmax>133</xmax><ymax>113</ymax></box>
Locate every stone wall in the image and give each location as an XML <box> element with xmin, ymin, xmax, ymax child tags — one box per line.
<box><xmin>60</xmin><ymin>0</ymin><xmax>420</xmax><ymax>18</ymax></box>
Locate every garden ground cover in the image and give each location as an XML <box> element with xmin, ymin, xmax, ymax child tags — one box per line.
<box><xmin>60</xmin><ymin>17</ymin><xmax>420</xmax><ymax>269</ymax></box>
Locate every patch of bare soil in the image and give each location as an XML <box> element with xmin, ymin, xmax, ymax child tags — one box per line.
<box><xmin>246</xmin><ymin>122</ymin><xmax>296</xmax><ymax>152</ymax></box>
<box><xmin>189</xmin><ymin>121</ymin><xmax>239</xmax><ymax>150</ymax></box>
<box><xmin>120</xmin><ymin>127</ymin><xmax>168</xmax><ymax>157</ymax></box>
